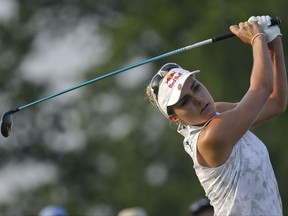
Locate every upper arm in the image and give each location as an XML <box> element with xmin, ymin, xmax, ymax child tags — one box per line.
<box><xmin>198</xmin><ymin>89</ymin><xmax>272</xmax><ymax>168</ymax></box>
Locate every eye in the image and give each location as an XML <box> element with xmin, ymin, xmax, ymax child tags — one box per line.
<box><xmin>192</xmin><ymin>84</ymin><xmax>200</xmax><ymax>91</ymax></box>
<box><xmin>190</xmin><ymin>80</ymin><xmax>200</xmax><ymax>92</ymax></box>
<box><xmin>179</xmin><ymin>96</ymin><xmax>189</xmax><ymax>107</ymax></box>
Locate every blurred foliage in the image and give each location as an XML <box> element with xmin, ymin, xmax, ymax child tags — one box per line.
<box><xmin>0</xmin><ymin>0</ymin><xmax>287</xmax><ymax>215</ymax></box>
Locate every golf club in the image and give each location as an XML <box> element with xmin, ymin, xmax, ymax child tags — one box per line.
<box><xmin>1</xmin><ymin>17</ymin><xmax>281</xmax><ymax>138</ymax></box>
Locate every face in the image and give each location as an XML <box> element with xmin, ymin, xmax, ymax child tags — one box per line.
<box><xmin>170</xmin><ymin>76</ymin><xmax>216</xmax><ymax>126</ymax></box>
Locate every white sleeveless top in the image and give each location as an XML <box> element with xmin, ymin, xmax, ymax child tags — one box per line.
<box><xmin>178</xmin><ymin>116</ymin><xmax>282</xmax><ymax>216</ymax></box>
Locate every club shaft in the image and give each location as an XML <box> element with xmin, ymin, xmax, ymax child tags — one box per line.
<box><xmin>17</xmin><ymin>48</ymin><xmax>194</xmax><ymax>111</ymax></box>
<box><xmin>15</xmin><ymin>17</ymin><xmax>281</xmax><ymax>112</ymax></box>
<box><xmin>17</xmin><ymin>40</ymin><xmax>214</xmax><ymax>111</ymax></box>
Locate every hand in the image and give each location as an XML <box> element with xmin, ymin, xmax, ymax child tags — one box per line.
<box><xmin>248</xmin><ymin>15</ymin><xmax>282</xmax><ymax>43</ymax></box>
<box><xmin>230</xmin><ymin>21</ymin><xmax>264</xmax><ymax>45</ymax></box>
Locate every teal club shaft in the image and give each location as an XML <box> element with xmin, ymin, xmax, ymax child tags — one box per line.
<box><xmin>16</xmin><ymin>39</ymin><xmax>214</xmax><ymax>112</ymax></box>
<box><xmin>11</xmin><ymin>16</ymin><xmax>282</xmax><ymax>113</ymax></box>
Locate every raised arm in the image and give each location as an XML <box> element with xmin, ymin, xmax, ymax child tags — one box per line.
<box><xmin>252</xmin><ymin>36</ymin><xmax>287</xmax><ymax>125</ymax></box>
<box><xmin>215</xmin><ymin>19</ymin><xmax>287</xmax><ymax>126</ymax></box>
<box><xmin>197</xmin><ymin>20</ymin><xmax>274</xmax><ymax>168</ymax></box>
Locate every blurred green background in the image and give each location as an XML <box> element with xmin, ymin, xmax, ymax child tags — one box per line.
<box><xmin>0</xmin><ymin>0</ymin><xmax>287</xmax><ymax>215</ymax></box>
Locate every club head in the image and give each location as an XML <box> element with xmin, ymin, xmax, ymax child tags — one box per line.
<box><xmin>1</xmin><ymin>111</ymin><xmax>14</xmax><ymax>138</ymax></box>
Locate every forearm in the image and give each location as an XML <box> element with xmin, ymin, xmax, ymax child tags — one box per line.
<box><xmin>268</xmin><ymin>37</ymin><xmax>288</xmax><ymax>110</ymax></box>
<box><xmin>250</xmin><ymin>36</ymin><xmax>274</xmax><ymax>93</ymax></box>
<box><xmin>249</xmin><ymin>37</ymin><xmax>287</xmax><ymax>126</ymax></box>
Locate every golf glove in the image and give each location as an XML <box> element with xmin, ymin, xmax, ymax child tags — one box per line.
<box><xmin>248</xmin><ymin>15</ymin><xmax>282</xmax><ymax>43</ymax></box>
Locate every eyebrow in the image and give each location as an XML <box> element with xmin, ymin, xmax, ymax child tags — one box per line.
<box><xmin>190</xmin><ymin>79</ymin><xmax>196</xmax><ymax>90</ymax></box>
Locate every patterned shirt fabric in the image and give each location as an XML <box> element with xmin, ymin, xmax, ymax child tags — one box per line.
<box><xmin>178</xmin><ymin>116</ymin><xmax>282</xmax><ymax>216</ymax></box>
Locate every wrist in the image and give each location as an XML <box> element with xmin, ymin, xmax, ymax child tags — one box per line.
<box><xmin>268</xmin><ymin>37</ymin><xmax>284</xmax><ymax>55</ymax></box>
<box><xmin>268</xmin><ymin>36</ymin><xmax>282</xmax><ymax>46</ymax></box>
<box><xmin>251</xmin><ymin>33</ymin><xmax>266</xmax><ymax>46</ymax></box>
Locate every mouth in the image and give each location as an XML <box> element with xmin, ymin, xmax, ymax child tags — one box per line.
<box><xmin>200</xmin><ymin>103</ymin><xmax>209</xmax><ymax>114</ymax></box>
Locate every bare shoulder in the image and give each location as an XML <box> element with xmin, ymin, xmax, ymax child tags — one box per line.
<box><xmin>197</xmin><ymin>117</ymin><xmax>235</xmax><ymax>168</ymax></box>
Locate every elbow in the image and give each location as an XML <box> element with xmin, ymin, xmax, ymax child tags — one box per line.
<box><xmin>270</xmin><ymin>96</ymin><xmax>288</xmax><ymax>115</ymax></box>
<box><xmin>266</xmin><ymin>80</ymin><xmax>274</xmax><ymax>95</ymax></box>
<box><xmin>252</xmin><ymin>82</ymin><xmax>273</xmax><ymax>97</ymax></box>
<box><xmin>259</xmin><ymin>78</ymin><xmax>274</xmax><ymax>96</ymax></box>
<box><xmin>276</xmin><ymin>92</ymin><xmax>288</xmax><ymax>114</ymax></box>
<box><xmin>260</xmin><ymin>82</ymin><xmax>274</xmax><ymax>98</ymax></box>
<box><xmin>278</xmin><ymin>98</ymin><xmax>288</xmax><ymax>114</ymax></box>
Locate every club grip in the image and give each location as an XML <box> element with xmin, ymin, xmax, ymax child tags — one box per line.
<box><xmin>212</xmin><ymin>17</ymin><xmax>281</xmax><ymax>42</ymax></box>
<box><xmin>270</xmin><ymin>17</ymin><xmax>281</xmax><ymax>26</ymax></box>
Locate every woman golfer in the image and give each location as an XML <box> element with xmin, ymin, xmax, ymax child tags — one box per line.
<box><xmin>146</xmin><ymin>16</ymin><xmax>286</xmax><ymax>215</ymax></box>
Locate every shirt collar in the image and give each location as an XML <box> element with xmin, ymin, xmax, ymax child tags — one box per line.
<box><xmin>177</xmin><ymin>113</ymin><xmax>220</xmax><ymax>138</ymax></box>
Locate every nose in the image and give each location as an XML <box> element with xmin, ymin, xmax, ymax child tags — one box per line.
<box><xmin>192</xmin><ymin>95</ymin><xmax>204</xmax><ymax>107</ymax></box>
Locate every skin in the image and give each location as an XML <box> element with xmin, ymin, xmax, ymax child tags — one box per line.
<box><xmin>196</xmin><ymin>209</ymin><xmax>214</xmax><ymax>216</ymax></box>
<box><xmin>170</xmin><ymin>77</ymin><xmax>216</xmax><ymax>126</ymax></box>
<box><xmin>169</xmin><ymin>21</ymin><xmax>287</xmax><ymax>168</ymax></box>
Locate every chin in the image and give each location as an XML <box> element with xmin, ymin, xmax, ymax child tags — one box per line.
<box><xmin>201</xmin><ymin>107</ymin><xmax>216</xmax><ymax>118</ymax></box>
<box><xmin>208</xmin><ymin>111</ymin><xmax>217</xmax><ymax>118</ymax></box>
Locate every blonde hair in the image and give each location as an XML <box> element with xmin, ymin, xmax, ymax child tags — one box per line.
<box><xmin>146</xmin><ymin>85</ymin><xmax>183</xmax><ymax>125</ymax></box>
<box><xmin>145</xmin><ymin>85</ymin><xmax>158</xmax><ymax>108</ymax></box>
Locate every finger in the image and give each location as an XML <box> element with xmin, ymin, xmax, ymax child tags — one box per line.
<box><xmin>229</xmin><ymin>25</ymin><xmax>239</xmax><ymax>34</ymax></box>
<box><xmin>248</xmin><ymin>20</ymin><xmax>257</xmax><ymax>24</ymax></box>
<box><xmin>237</xmin><ymin>22</ymin><xmax>245</xmax><ymax>29</ymax></box>
<box><xmin>248</xmin><ymin>16</ymin><xmax>257</xmax><ymax>23</ymax></box>
<box><xmin>264</xmin><ymin>15</ymin><xmax>271</xmax><ymax>26</ymax></box>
